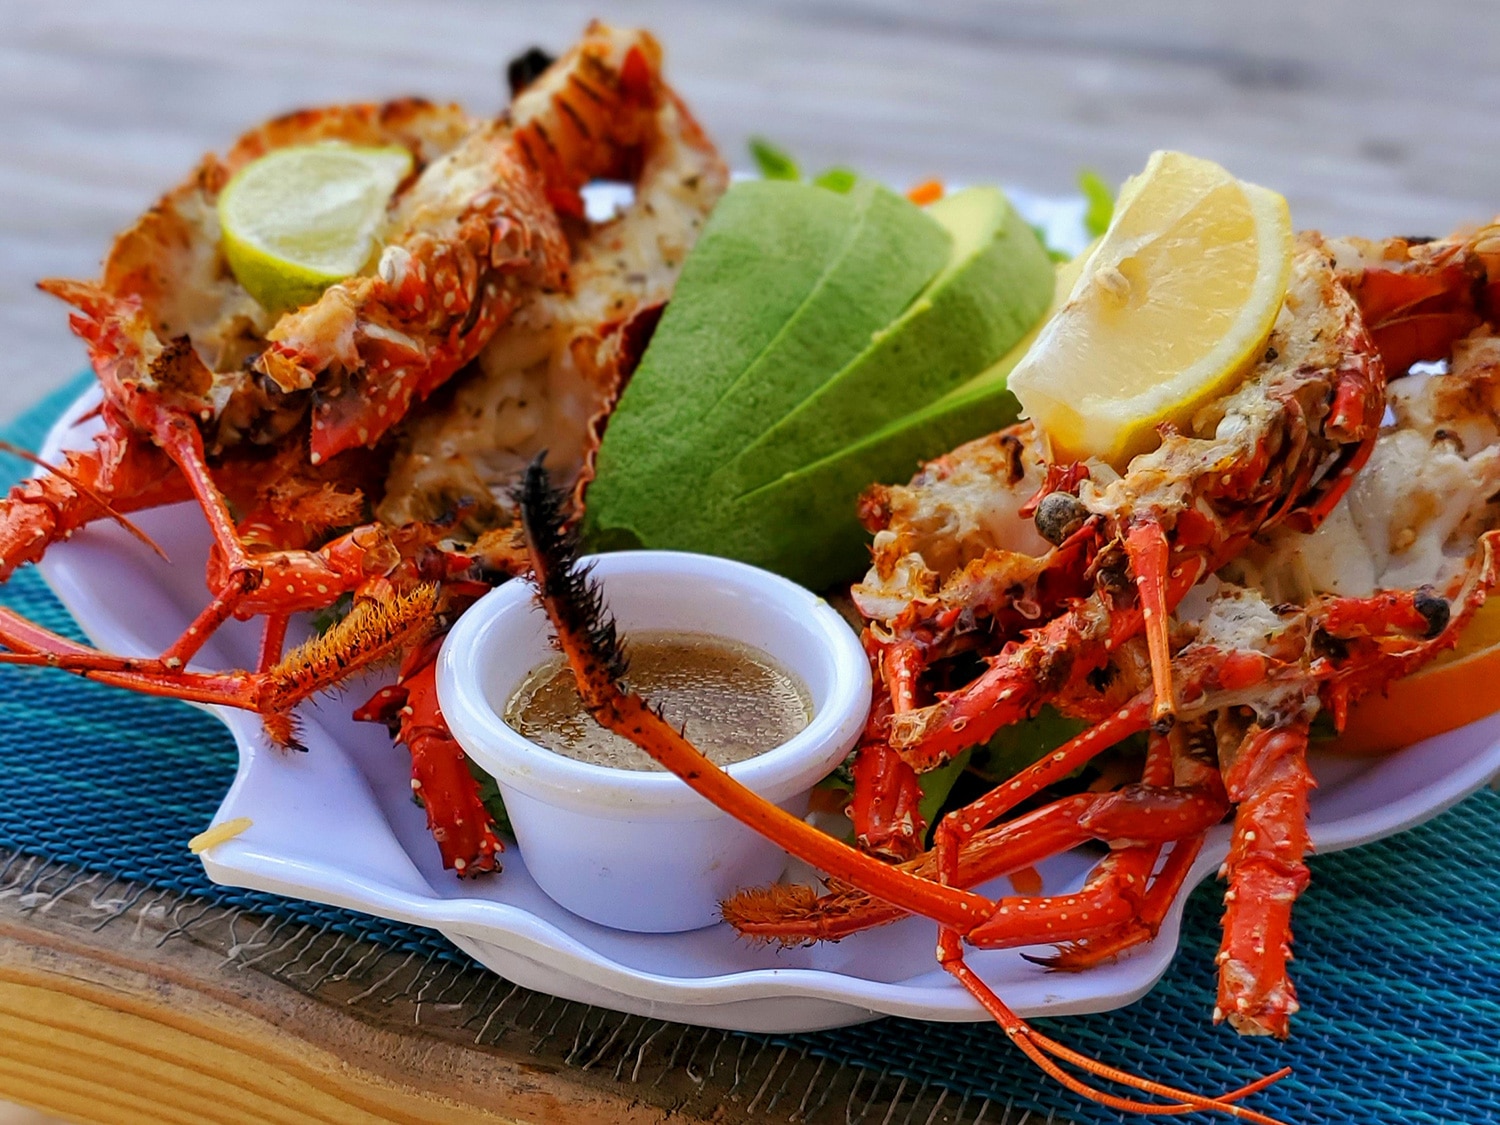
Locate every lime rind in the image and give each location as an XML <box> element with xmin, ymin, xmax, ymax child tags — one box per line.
<box><xmin>218</xmin><ymin>141</ymin><xmax>413</xmax><ymax>313</ymax></box>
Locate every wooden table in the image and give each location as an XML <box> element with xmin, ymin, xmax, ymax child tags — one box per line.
<box><xmin>3</xmin><ymin>2</ymin><xmax>1500</xmax><ymax>1121</ymax></box>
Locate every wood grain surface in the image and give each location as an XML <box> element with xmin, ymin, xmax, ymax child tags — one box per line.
<box><xmin>5</xmin><ymin>0</ymin><xmax>1500</xmax><ymax>422</ymax></box>
<box><xmin>0</xmin><ymin>850</ymin><xmax>992</xmax><ymax>1125</ymax></box>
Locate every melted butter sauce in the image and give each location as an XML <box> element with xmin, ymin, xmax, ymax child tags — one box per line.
<box><xmin>504</xmin><ymin>631</ymin><xmax>812</xmax><ymax>772</ymax></box>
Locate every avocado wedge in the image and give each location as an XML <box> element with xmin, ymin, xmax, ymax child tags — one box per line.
<box><xmin>726</xmin><ymin>186</ymin><xmax>1054</xmax><ymax>495</ymax></box>
<box><xmin>584</xmin><ymin>177</ymin><xmax>952</xmax><ymax>552</ymax></box>
<box><xmin>584</xmin><ymin>180</ymin><xmax>1060</xmax><ymax>588</ymax></box>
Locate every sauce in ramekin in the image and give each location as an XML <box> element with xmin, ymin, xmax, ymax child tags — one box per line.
<box><xmin>504</xmin><ymin>631</ymin><xmax>811</xmax><ymax>771</ymax></box>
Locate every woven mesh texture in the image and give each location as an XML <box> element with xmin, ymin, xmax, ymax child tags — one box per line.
<box><xmin>3</xmin><ymin>378</ymin><xmax>1499</xmax><ymax>1125</ymax></box>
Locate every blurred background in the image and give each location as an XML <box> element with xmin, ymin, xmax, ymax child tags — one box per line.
<box><xmin>5</xmin><ymin>0</ymin><xmax>1499</xmax><ymax>420</ymax></box>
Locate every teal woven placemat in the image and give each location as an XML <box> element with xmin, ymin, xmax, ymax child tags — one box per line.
<box><xmin>3</xmin><ymin>378</ymin><xmax>1498</xmax><ymax>1125</ymax></box>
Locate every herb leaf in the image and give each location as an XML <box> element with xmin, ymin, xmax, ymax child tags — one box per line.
<box><xmin>813</xmin><ymin>167</ymin><xmax>859</xmax><ymax>194</ymax></box>
<box><xmin>1079</xmin><ymin>168</ymin><xmax>1115</xmax><ymax>238</ymax></box>
<box><xmin>749</xmin><ymin>137</ymin><xmax>801</xmax><ymax>181</ymax></box>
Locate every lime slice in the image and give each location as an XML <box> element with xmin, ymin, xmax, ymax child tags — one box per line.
<box><xmin>1007</xmin><ymin>150</ymin><xmax>1293</xmax><ymax>466</ymax></box>
<box><xmin>218</xmin><ymin>142</ymin><xmax>413</xmax><ymax>313</ymax></box>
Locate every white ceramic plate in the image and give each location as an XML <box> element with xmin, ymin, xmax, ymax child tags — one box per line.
<box><xmin>32</xmin><ymin>197</ymin><xmax>1500</xmax><ymax>1032</ymax></box>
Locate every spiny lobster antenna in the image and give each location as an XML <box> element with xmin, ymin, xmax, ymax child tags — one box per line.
<box><xmin>515</xmin><ymin>454</ymin><xmax>629</xmax><ymax>690</ymax></box>
<box><xmin>514</xmin><ymin>457</ymin><xmax>1290</xmax><ymax>1123</ymax></box>
<box><xmin>0</xmin><ymin>439</ymin><xmax>168</xmax><ymax>562</ymax></box>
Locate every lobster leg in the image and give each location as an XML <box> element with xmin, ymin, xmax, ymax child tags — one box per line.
<box><xmin>0</xmin><ymin>586</ymin><xmax>439</xmax><ymax>745</ymax></box>
<box><xmin>256</xmin><ymin>612</ymin><xmax>292</xmax><ymax>673</ymax></box>
<box><xmin>356</xmin><ymin>658</ymin><xmax>504</xmax><ymax>876</ymax></box>
<box><xmin>1214</xmin><ymin>719</ymin><xmax>1314</xmax><ymax>1038</ymax></box>
<box><xmin>930</xmin><ymin>693</ymin><xmax>1153</xmax><ymax>895</ymax></box>
<box><xmin>1041</xmin><ymin>833</ymin><xmax>1209</xmax><ymax>972</ymax></box>
<box><xmin>725</xmin><ymin>779</ymin><xmax>1228</xmax><ymax>942</ymax></box>
<box><xmin>0</xmin><ymin>437</ymin><xmax>185</xmax><ymax>583</ymax></box>
<box><xmin>1042</xmin><ymin>727</ymin><xmax>1223</xmax><ymax>972</ymax></box>
<box><xmin>892</xmin><ymin>556</ymin><xmax>1206</xmax><ymax>770</ymax></box>
<box><xmin>996</xmin><ymin>728</ymin><xmax>1175</xmax><ymax>959</ymax></box>
<box><xmin>850</xmin><ymin>689</ymin><xmax>927</xmax><ymax>859</ymax></box>
<box><xmin>1124</xmin><ymin>518</ymin><xmax>1176</xmax><ymax>725</ymax></box>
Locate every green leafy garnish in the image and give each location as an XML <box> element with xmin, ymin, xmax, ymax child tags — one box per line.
<box><xmin>916</xmin><ymin>747</ymin><xmax>973</xmax><ymax>833</ymax></box>
<box><xmin>1079</xmin><ymin>168</ymin><xmax>1115</xmax><ymax>238</ymax></box>
<box><xmin>749</xmin><ymin>136</ymin><xmax>801</xmax><ymax>181</ymax></box>
<box><xmin>311</xmin><ymin>592</ymin><xmax>354</xmax><ymax>636</ymax></box>
<box><xmin>466</xmin><ymin>755</ymin><xmax>514</xmax><ymax>836</ymax></box>
<box><xmin>813</xmin><ymin>167</ymin><xmax>859</xmax><ymax>194</ymax></box>
<box><xmin>970</xmin><ymin>705</ymin><xmax>1091</xmax><ymax>783</ymax></box>
<box><xmin>1309</xmin><ymin>710</ymin><xmax>1339</xmax><ymax>742</ymax></box>
<box><xmin>1032</xmin><ymin>223</ymin><xmax>1073</xmax><ymax>263</ymax></box>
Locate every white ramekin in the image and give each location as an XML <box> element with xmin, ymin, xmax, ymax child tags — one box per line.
<box><xmin>435</xmin><ymin>551</ymin><xmax>871</xmax><ymax>933</ymax></box>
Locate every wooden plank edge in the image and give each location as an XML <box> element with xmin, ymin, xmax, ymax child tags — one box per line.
<box><xmin>0</xmin><ymin>916</ymin><xmax>677</xmax><ymax>1125</ymax></box>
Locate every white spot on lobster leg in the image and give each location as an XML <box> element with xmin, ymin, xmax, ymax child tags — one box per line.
<box><xmin>410</xmin><ymin>779</ymin><xmax>422</xmax><ymax>791</ymax></box>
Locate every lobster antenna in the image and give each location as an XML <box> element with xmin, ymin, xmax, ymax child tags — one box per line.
<box><xmin>261</xmin><ymin>584</ymin><xmax>443</xmax><ymax>748</ymax></box>
<box><xmin>0</xmin><ymin>439</ymin><xmax>169</xmax><ymax>562</ymax></box>
<box><xmin>515</xmin><ymin>453</ymin><xmax>629</xmax><ymax>688</ymax></box>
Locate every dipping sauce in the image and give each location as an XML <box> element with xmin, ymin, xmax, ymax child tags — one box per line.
<box><xmin>504</xmin><ymin>631</ymin><xmax>812</xmax><ymax>771</ymax></box>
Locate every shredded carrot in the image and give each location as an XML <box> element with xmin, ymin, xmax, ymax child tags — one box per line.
<box><xmin>906</xmin><ymin>179</ymin><xmax>944</xmax><ymax>206</ymax></box>
<box><xmin>1008</xmin><ymin>865</ymin><xmax>1044</xmax><ymax>895</ymax></box>
<box><xmin>189</xmin><ymin>817</ymin><xmax>254</xmax><ymax>854</ymax></box>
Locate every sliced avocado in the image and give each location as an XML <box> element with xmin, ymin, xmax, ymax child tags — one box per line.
<box><xmin>682</xmin><ymin>177</ymin><xmax>952</xmax><ymax>457</ymax></box>
<box><xmin>725</xmin><ymin>187</ymin><xmax>1054</xmax><ymax>495</ymax></box>
<box><xmin>715</xmin><ymin>342</ymin><xmax>1035</xmax><ymax>585</ymax></box>
<box><xmin>711</xmin><ymin>255</ymin><xmax>1088</xmax><ymax>585</ymax></box>
<box><xmin>585</xmin><ymin>177</ymin><xmax>952</xmax><ymax>555</ymax></box>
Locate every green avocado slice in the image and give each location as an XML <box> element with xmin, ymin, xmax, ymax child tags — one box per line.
<box><xmin>585</xmin><ymin>181</ymin><xmax>1063</xmax><ymax>588</ymax></box>
<box><xmin>724</xmin><ymin>187</ymin><xmax>1054</xmax><ymax>496</ymax></box>
<box><xmin>704</xmin><ymin>337</ymin><xmax>1037</xmax><ymax>585</ymax></box>
<box><xmin>585</xmin><ymin>178</ymin><xmax>951</xmax><ymax>553</ymax></box>
<box><xmin>716</xmin><ymin>257</ymin><xmax>1086</xmax><ymax>585</ymax></box>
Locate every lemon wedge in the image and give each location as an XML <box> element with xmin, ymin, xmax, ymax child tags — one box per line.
<box><xmin>1007</xmin><ymin>150</ymin><xmax>1293</xmax><ymax>466</ymax></box>
<box><xmin>218</xmin><ymin>141</ymin><xmax>413</xmax><ymax>313</ymax></box>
